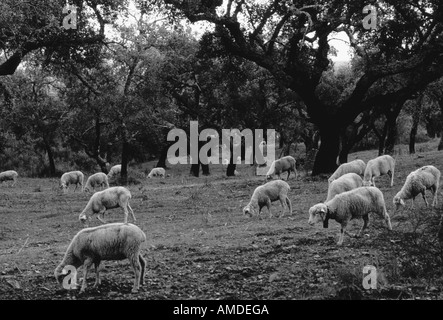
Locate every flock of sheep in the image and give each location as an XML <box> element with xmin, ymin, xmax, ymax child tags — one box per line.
<box><xmin>244</xmin><ymin>154</ymin><xmax>441</xmax><ymax>246</ymax></box>
<box><xmin>0</xmin><ymin>164</ymin><xmax>165</xmax><ymax>293</ymax></box>
<box><xmin>0</xmin><ymin>153</ymin><xmax>441</xmax><ymax>294</ymax></box>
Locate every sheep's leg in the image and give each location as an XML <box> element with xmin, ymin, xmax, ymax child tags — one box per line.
<box><xmin>338</xmin><ymin>226</ymin><xmax>346</xmax><ymax>246</ymax></box>
<box><xmin>139</xmin><ymin>255</ymin><xmax>146</xmax><ymax>286</ymax></box>
<box><xmin>431</xmin><ymin>185</ymin><xmax>438</xmax><ymax>207</ymax></box>
<box><xmin>130</xmin><ymin>256</ymin><xmax>142</xmax><ymax>293</ymax></box>
<box><xmin>287</xmin><ymin>171</ymin><xmax>291</xmax><ymax>180</ymax></box>
<box><xmin>383</xmin><ymin>209</ymin><xmax>393</xmax><ymax>231</ymax></box>
<box><xmin>286</xmin><ymin>197</ymin><xmax>292</xmax><ymax>215</ymax></box>
<box><xmin>422</xmin><ymin>190</ymin><xmax>429</xmax><ymax>207</ymax></box>
<box><xmin>410</xmin><ymin>197</ymin><xmax>415</xmax><ymax>210</ymax></box>
<box><xmin>121</xmin><ymin>205</ymin><xmax>129</xmax><ymax>224</ymax></box>
<box><xmin>128</xmin><ymin>203</ymin><xmax>136</xmax><ymax>222</ymax></box>
<box><xmin>356</xmin><ymin>216</ymin><xmax>369</xmax><ymax>238</ymax></box>
<box><xmin>279</xmin><ymin>196</ymin><xmax>287</xmax><ymax>217</ymax></box>
<box><xmin>371</xmin><ymin>177</ymin><xmax>376</xmax><ymax>187</ymax></box>
<box><xmin>93</xmin><ymin>262</ymin><xmax>101</xmax><ymax>288</ymax></box>
<box><xmin>96</xmin><ymin>209</ymin><xmax>107</xmax><ymax>224</ymax></box>
<box><xmin>80</xmin><ymin>259</ymin><xmax>93</xmax><ymax>293</ymax></box>
<box><xmin>266</xmin><ymin>200</ymin><xmax>272</xmax><ymax>218</ymax></box>
<box><xmin>388</xmin><ymin>170</ymin><xmax>394</xmax><ymax>187</ymax></box>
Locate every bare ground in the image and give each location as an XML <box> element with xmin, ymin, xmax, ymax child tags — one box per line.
<box><xmin>1</xmin><ymin>146</ymin><xmax>443</xmax><ymax>300</ymax></box>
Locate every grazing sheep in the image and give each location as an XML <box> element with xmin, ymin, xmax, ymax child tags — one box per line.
<box><xmin>363</xmin><ymin>155</ymin><xmax>395</xmax><ymax>187</ymax></box>
<box><xmin>243</xmin><ymin>180</ymin><xmax>292</xmax><ymax>218</ymax></box>
<box><xmin>393</xmin><ymin>165</ymin><xmax>441</xmax><ymax>209</ymax></box>
<box><xmin>60</xmin><ymin>171</ymin><xmax>84</xmax><ymax>193</ymax></box>
<box><xmin>0</xmin><ymin>170</ymin><xmax>18</xmax><ymax>186</ymax></box>
<box><xmin>266</xmin><ymin>156</ymin><xmax>297</xmax><ymax>180</ymax></box>
<box><xmin>308</xmin><ymin>186</ymin><xmax>392</xmax><ymax>245</ymax></box>
<box><xmin>326</xmin><ymin>173</ymin><xmax>364</xmax><ymax>202</ymax></box>
<box><xmin>54</xmin><ymin>223</ymin><xmax>146</xmax><ymax>293</ymax></box>
<box><xmin>79</xmin><ymin>186</ymin><xmax>136</xmax><ymax>225</ymax></box>
<box><xmin>328</xmin><ymin>159</ymin><xmax>366</xmax><ymax>184</ymax></box>
<box><xmin>107</xmin><ymin>164</ymin><xmax>121</xmax><ymax>180</ymax></box>
<box><xmin>84</xmin><ymin>172</ymin><xmax>109</xmax><ymax>193</ymax></box>
<box><xmin>147</xmin><ymin>167</ymin><xmax>165</xmax><ymax>179</ymax></box>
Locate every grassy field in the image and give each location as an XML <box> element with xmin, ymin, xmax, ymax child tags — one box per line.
<box><xmin>1</xmin><ymin>140</ymin><xmax>443</xmax><ymax>300</ymax></box>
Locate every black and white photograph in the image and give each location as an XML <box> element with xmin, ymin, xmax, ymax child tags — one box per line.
<box><xmin>1</xmin><ymin>0</ymin><xmax>443</xmax><ymax>305</ymax></box>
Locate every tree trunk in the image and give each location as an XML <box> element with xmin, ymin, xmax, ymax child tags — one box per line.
<box><xmin>189</xmin><ymin>140</ymin><xmax>210</xmax><ymax>177</ymax></box>
<box><xmin>97</xmin><ymin>159</ymin><xmax>108</xmax><ymax>173</ymax></box>
<box><xmin>312</xmin><ymin>126</ymin><xmax>340</xmax><ymax>175</ymax></box>
<box><xmin>120</xmin><ymin>123</ymin><xmax>129</xmax><ymax>185</ymax></box>
<box><xmin>409</xmin><ymin>97</ymin><xmax>423</xmax><ymax>154</ymax></box>
<box><xmin>409</xmin><ymin>122</ymin><xmax>418</xmax><ymax>154</ymax></box>
<box><xmin>338</xmin><ymin>144</ymin><xmax>350</xmax><ymax>164</ymax></box>
<box><xmin>190</xmin><ymin>163</ymin><xmax>200</xmax><ymax>177</ymax></box>
<box><xmin>121</xmin><ymin>141</ymin><xmax>129</xmax><ymax>185</ymax></box>
<box><xmin>44</xmin><ymin>140</ymin><xmax>56</xmax><ymax>176</ymax></box>
<box><xmin>156</xmin><ymin>145</ymin><xmax>170</xmax><ymax>168</ymax></box>
<box><xmin>202</xmin><ymin>163</ymin><xmax>210</xmax><ymax>175</ymax></box>
<box><xmin>438</xmin><ymin>100</ymin><xmax>443</xmax><ymax>151</ymax></box>
<box><xmin>279</xmin><ymin>133</ymin><xmax>285</xmax><ymax>149</ymax></box>
<box><xmin>378</xmin><ymin>124</ymin><xmax>388</xmax><ymax>156</ymax></box>
<box><xmin>338</xmin><ymin>128</ymin><xmax>352</xmax><ymax>164</ymax></box>
<box><xmin>384</xmin><ymin>115</ymin><xmax>398</xmax><ymax>155</ymax></box>
<box><xmin>226</xmin><ymin>138</ymin><xmax>236</xmax><ymax>176</ymax></box>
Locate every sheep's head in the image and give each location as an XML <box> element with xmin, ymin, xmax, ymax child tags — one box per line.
<box><xmin>55</xmin><ymin>264</ymin><xmax>80</xmax><ymax>287</ymax></box>
<box><xmin>243</xmin><ymin>204</ymin><xmax>256</xmax><ymax>217</ymax></box>
<box><xmin>308</xmin><ymin>203</ymin><xmax>328</xmax><ymax>225</ymax></box>
<box><xmin>54</xmin><ymin>266</ymin><xmax>65</xmax><ymax>284</ymax></box>
<box><xmin>362</xmin><ymin>179</ymin><xmax>373</xmax><ymax>187</ymax></box>
<box><xmin>78</xmin><ymin>212</ymin><xmax>88</xmax><ymax>225</ymax></box>
<box><xmin>393</xmin><ymin>195</ymin><xmax>405</xmax><ymax>210</ymax></box>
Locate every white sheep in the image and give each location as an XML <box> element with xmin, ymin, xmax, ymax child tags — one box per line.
<box><xmin>393</xmin><ymin>165</ymin><xmax>441</xmax><ymax>209</ymax></box>
<box><xmin>79</xmin><ymin>186</ymin><xmax>136</xmax><ymax>225</ymax></box>
<box><xmin>243</xmin><ymin>180</ymin><xmax>292</xmax><ymax>218</ymax></box>
<box><xmin>308</xmin><ymin>186</ymin><xmax>392</xmax><ymax>245</ymax></box>
<box><xmin>147</xmin><ymin>167</ymin><xmax>165</xmax><ymax>178</ymax></box>
<box><xmin>328</xmin><ymin>159</ymin><xmax>366</xmax><ymax>184</ymax></box>
<box><xmin>0</xmin><ymin>170</ymin><xmax>18</xmax><ymax>186</ymax></box>
<box><xmin>60</xmin><ymin>171</ymin><xmax>84</xmax><ymax>193</ymax></box>
<box><xmin>326</xmin><ymin>173</ymin><xmax>364</xmax><ymax>202</ymax></box>
<box><xmin>266</xmin><ymin>156</ymin><xmax>297</xmax><ymax>180</ymax></box>
<box><xmin>107</xmin><ymin>164</ymin><xmax>121</xmax><ymax>180</ymax></box>
<box><xmin>363</xmin><ymin>155</ymin><xmax>395</xmax><ymax>187</ymax></box>
<box><xmin>54</xmin><ymin>223</ymin><xmax>146</xmax><ymax>293</ymax></box>
<box><xmin>84</xmin><ymin>172</ymin><xmax>109</xmax><ymax>193</ymax></box>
